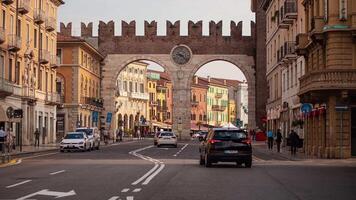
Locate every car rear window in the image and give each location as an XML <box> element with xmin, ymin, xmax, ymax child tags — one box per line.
<box><xmin>160</xmin><ymin>132</ymin><xmax>174</xmax><ymax>137</ymax></box>
<box><xmin>213</xmin><ymin>131</ymin><xmax>247</xmax><ymax>140</ymax></box>
<box><xmin>65</xmin><ymin>133</ymin><xmax>84</xmax><ymax>139</ymax></box>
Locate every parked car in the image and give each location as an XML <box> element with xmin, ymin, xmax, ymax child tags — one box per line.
<box><xmin>199</xmin><ymin>128</ymin><xmax>252</xmax><ymax>168</ymax></box>
<box><xmin>60</xmin><ymin>132</ymin><xmax>91</xmax><ymax>152</ymax></box>
<box><xmin>157</xmin><ymin>131</ymin><xmax>178</xmax><ymax>148</ymax></box>
<box><xmin>76</xmin><ymin>127</ymin><xmax>100</xmax><ymax>150</ymax></box>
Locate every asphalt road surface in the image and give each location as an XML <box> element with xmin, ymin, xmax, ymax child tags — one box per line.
<box><xmin>1</xmin><ymin>139</ymin><xmax>356</xmax><ymax>200</ymax></box>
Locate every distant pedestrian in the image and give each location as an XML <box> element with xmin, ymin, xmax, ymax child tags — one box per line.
<box><xmin>34</xmin><ymin>128</ymin><xmax>40</xmax><ymax>147</ymax></box>
<box><xmin>267</xmin><ymin>129</ymin><xmax>274</xmax><ymax>150</ymax></box>
<box><xmin>0</xmin><ymin>127</ymin><xmax>7</xmax><ymax>153</ymax></box>
<box><xmin>275</xmin><ymin>129</ymin><xmax>283</xmax><ymax>153</ymax></box>
<box><xmin>119</xmin><ymin>129</ymin><xmax>123</xmax><ymax>142</ymax></box>
<box><xmin>289</xmin><ymin>130</ymin><xmax>300</xmax><ymax>156</ymax></box>
<box><xmin>252</xmin><ymin>129</ymin><xmax>256</xmax><ymax>141</ymax></box>
<box><xmin>137</xmin><ymin>129</ymin><xmax>141</xmax><ymax>140</ymax></box>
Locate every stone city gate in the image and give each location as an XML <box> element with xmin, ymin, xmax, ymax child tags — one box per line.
<box><xmin>60</xmin><ymin>20</ymin><xmax>265</xmax><ymax>139</ymax></box>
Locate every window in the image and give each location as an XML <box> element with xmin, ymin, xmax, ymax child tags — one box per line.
<box><xmin>2</xmin><ymin>10</ymin><xmax>5</xmax><ymax>28</ymax></box>
<box><xmin>295</xmin><ymin>64</ymin><xmax>298</xmax><ymax>86</ymax></box>
<box><xmin>140</xmin><ymin>83</ymin><xmax>144</xmax><ymax>93</ymax></box>
<box><xmin>81</xmin><ymin>51</ymin><xmax>84</xmax><ymax>65</ymax></box>
<box><xmin>149</xmin><ymin>82</ymin><xmax>151</xmax><ymax>88</ymax></box>
<box><xmin>38</xmin><ymin>68</ymin><xmax>42</xmax><ymax>90</ymax></box>
<box><xmin>34</xmin><ymin>29</ymin><xmax>37</xmax><ymax>48</ymax></box>
<box><xmin>26</xmin><ymin>24</ymin><xmax>30</xmax><ymax>43</ymax></box>
<box><xmin>8</xmin><ymin>58</ymin><xmax>12</xmax><ymax>82</ymax></box>
<box><xmin>15</xmin><ymin>61</ymin><xmax>20</xmax><ymax>84</ymax></box>
<box><xmin>17</xmin><ymin>19</ymin><xmax>21</xmax><ymax>37</ymax></box>
<box><xmin>291</xmin><ymin>66</ymin><xmax>294</xmax><ymax>88</ymax></box>
<box><xmin>123</xmin><ymin>81</ymin><xmax>127</xmax><ymax>91</ymax></box>
<box><xmin>135</xmin><ymin>82</ymin><xmax>138</xmax><ymax>92</ymax></box>
<box><xmin>51</xmin><ymin>74</ymin><xmax>53</xmax><ymax>92</ymax></box>
<box><xmin>57</xmin><ymin>49</ymin><xmax>62</xmax><ymax>64</ymax></box>
<box><xmin>129</xmin><ymin>82</ymin><xmax>133</xmax><ymax>92</ymax></box>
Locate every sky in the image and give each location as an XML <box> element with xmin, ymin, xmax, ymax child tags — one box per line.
<box><xmin>58</xmin><ymin>0</ymin><xmax>254</xmax><ymax>81</ymax></box>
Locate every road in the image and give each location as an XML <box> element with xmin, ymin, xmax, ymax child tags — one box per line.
<box><xmin>0</xmin><ymin>139</ymin><xmax>356</xmax><ymax>200</ymax></box>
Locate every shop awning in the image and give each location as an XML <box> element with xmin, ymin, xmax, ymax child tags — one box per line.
<box><xmin>191</xmin><ymin>123</ymin><xmax>209</xmax><ymax>131</ymax></box>
<box><xmin>151</xmin><ymin>121</ymin><xmax>171</xmax><ymax>129</ymax></box>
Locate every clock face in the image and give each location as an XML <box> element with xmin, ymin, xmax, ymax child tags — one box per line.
<box><xmin>171</xmin><ymin>45</ymin><xmax>192</xmax><ymax>65</ymax></box>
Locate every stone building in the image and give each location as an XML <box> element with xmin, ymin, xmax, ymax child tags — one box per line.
<box><xmin>115</xmin><ymin>62</ymin><xmax>149</xmax><ymax>134</ymax></box>
<box><xmin>56</xmin><ymin>32</ymin><xmax>104</xmax><ymax>138</ymax></box>
<box><xmin>236</xmin><ymin>81</ymin><xmax>249</xmax><ymax>128</ymax></box>
<box><xmin>191</xmin><ymin>76</ymin><xmax>208</xmax><ymax>130</ymax></box>
<box><xmin>156</xmin><ymin>71</ymin><xmax>172</xmax><ymax>128</ymax></box>
<box><xmin>296</xmin><ymin>0</ymin><xmax>356</xmax><ymax>158</ymax></box>
<box><xmin>0</xmin><ymin>0</ymin><xmax>64</xmax><ymax>146</ymax></box>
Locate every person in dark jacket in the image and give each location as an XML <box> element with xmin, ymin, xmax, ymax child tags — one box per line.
<box><xmin>275</xmin><ymin>129</ymin><xmax>283</xmax><ymax>153</ymax></box>
<box><xmin>289</xmin><ymin>130</ymin><xmax>300</xmax><ymax>156</ymax></box>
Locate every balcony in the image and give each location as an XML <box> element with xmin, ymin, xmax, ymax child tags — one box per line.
<box><xmin>299</xmin><ymin>69</ymin><xmax>356</xmax><ymax>95</ymax></box>
<box><xmin>149</xmin><ymin>101</ymin><xmax>158</xmax><ymax>106</ymax></box>
<box><xmin>45</xmin><ymin>17</ymin><xmax>56</xmax><ymax>32</ymax></box>
<box><xmin>212</xmin><ymin>105</ymin><xmax>226</xmax><ymax>112</ymax></box>
<box><xmin>157</xmin><ymin>105</ymin><xmax>168</xmax><ymax>112</ymax></box>
<box><xmin>80</xmin><ymin>97</ymin><xmax>104</xmax><ymax>108</ymax></box>
<box><xmin>0</xmin><ymin>78</ymin><xmax>14</xmax><ymax>97</ymax></box>
<box><xmin>45</xmin><ymin>93</ymin><xmax>60</xmax><ymax>105</ymax></box>
<box><xmin>18</xmin><ymin>0</ymin><xmax>30</xmax><ymax>15</ymax></box>
<box><xmin>40</xmin><ymin>50</ymin><xmax>50</xmax><ymax>64</ymax></box>
<box><xmin>215</xmin><ymin>93</ymin><xmax>223</xmax><ymax>98</ymax></box>
<box><xmin>0</xmin><ymin>27</ymin><xmax>5</xmax><ymax>44</ymax></box>
<box><xmin>282</xmin><ymin>42</ymin><xmax>297</xmax><ymax>62</ymax></box>
<box><xmin>283</xmin><ymin>0</ymin><xmax>297</xmax><ymax>20</ymax></box>
<box><xmin>34</xmin><ymin>9</ymin><xmax>46</xmax><ymax>24</ymax></box>
<box><xmin>129</xmin><ymin>92</ymin><xmax>149</xmax><ymax>100</ymax></box>
<box><xmin>8</xmin><ymin>34</ymin><xmax>22</xmax><ymax>52</ymax></box>
<box><xmin>310</xmin><ymin>17</ymin><xmax>324</xmax><ymax>42</ymax></box>
<box><xmin>2</xmin><ymin>0</ymin><xmax>14</xmax><ymax>5</ymax></box>
<box><xmin>191</xmin><ymin>100</ymin><xmax>199</xmax><ymax>107</ymax></box>
<box><xmin>296</xmin><ymin>33</ymin><xmax>309</xmax><ymax>56</ymax></box>
<box><xmin>50</xmin><ymin>55</ymin><xmax>58</xmax><ymax>68</ymax></box>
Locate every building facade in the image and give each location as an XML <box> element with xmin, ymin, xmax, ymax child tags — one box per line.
<box><xmin>297</xmin><ymin>0</ymin><xmax>356</xmax><ymax>158</ymax></box>
<box><xmin>0</xmin><ymin>0</ymin><xmax>64</xmax><ymax>146</ymax></box>
<box><xmin>56</xmin><ymin>32</ymin><xmax>104</xmax><ymax>139</ymax></box>
<box><xmin>115</xmin><ymin>62</ymin><xmax>149</xmax><ymax>135</ymax></box>
<box><xmin>236</xmin><ymin>82</ymin><xmax>249</xmax><ymax>128</ymax></box>
<box><xmin>146</xmin><ymin>70</ymin><xmax>159</xmax><ymax>132</ymax></box>
<box><xmin>191</xmin><ymin>76</ymin><xmax>208</xmax><ymax>130</ymax></box>
<box><xmin>206</xmin><ymin>77</ymin><xmax>229</xmax><ymax>127</ymax></box>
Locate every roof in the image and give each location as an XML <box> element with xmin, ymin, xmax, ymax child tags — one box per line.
<box><xmin>57</xmin><ymin>33</ymin><xmax>104</xmax><ymax>59</ymax></box>
<box><xmin>191</xmin><ymin>76</ymin><xmax>209</xmax><ymax>89</ymax></box>
<box><xmin>211</xmin><ymin>78</ymin><xmax>243</xmax><ymax>88</ymax></box>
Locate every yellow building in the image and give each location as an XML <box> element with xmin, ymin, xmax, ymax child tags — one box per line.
<box><xmin>146</xmin><ymin>70</ymin><xmax>159</xmax><ymax>129</ymax></box>
<box><xmin>228</xmin><ymin>99</ymin><xmax>236</xmax><ymax>125</ymax></box>
<box><xmin>0</xmin><ymin>0</ymin><xmax>64</xmax><ymax>146</ymax></box>
<box><xmin>56</xmin><ymin>31</ymin><xmax>104</xmax><ymax>138</ymax></box>
<box><xmin>206</xmin><ymin>77</ymin><xmax>229</xmax><ymax>127</ymax></box>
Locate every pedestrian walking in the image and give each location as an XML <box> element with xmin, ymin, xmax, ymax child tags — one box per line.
<box><xmin>267</xmin><ymin>129</ymin><xmax>274</xmax><ymax>150</ymax></box>
<box><xmin>34</xmin><ymin>128</ymin><xmax>40</xmax><ymax>147</ymax></box>
<box><xmin>137</xmin><ymin>129</ymin><xmax>141</xmax><ymax>140</ymax></box>
<box><xmin>103</xmin><ymin>129</ymin><xmax>109</xmax><ymax>145</ymax></box>
<box><xmin>289</xmin><ymin>130</ymin><xmax>300</xmax><ymax>156</ymax></box>
<box><xmin>275</xmin><ymin>129</ymin><xmax>283</xmax><ymax>153</ymax></box>
<box><xmin>0</xmin><ymin>127</ymin><xmax>7</xmax><ymax>153</ymax></box>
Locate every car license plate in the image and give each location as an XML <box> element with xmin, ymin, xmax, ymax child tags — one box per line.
<box><xmin>225</xmin><ymin>150</ymin><xmax>238</xmax><ymax>154</ymax></box>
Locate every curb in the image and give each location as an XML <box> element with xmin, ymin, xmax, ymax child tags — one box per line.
<box><xmin>0</xmin><ymin>158</ymin><xmax>22</xmax><ymax>168</ymax></box>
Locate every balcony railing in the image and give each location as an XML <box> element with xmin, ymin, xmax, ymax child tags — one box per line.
<box><xmin>80</xmin><ymin>97</ymin><xmax>104</xmax><ymax>108</ymax></box>
<box><xmin>8</xmin><ymin>34</ymin><xmax>22</xmax><ymax>52</ymax></box>
<box><xmin>45</xmin><ymin>93</ymin><xmax>60</xmax><ymax>105</ymax></box>
<box><xmin>149</xmin><ymin>101</ymin><xmax>158</xmax><ymax>106</ymax></box>
<box><xmin>283</xmin><ymin>42</ymin><xmax>297</xmax><ymax>61</ymax></box>
<box><xmin>0</xmin><ymin>27</ymin><xmax>5</xmax><ymax>44</ymax></box>
<box><xmin>129</xmin><ymin>92</ymin><xmax>149</xmax><ymax>100</ymax></box>
<box><xmin>0</xmin><ymin>78</ymin><xmax>14</xmax><ymax>97</ymax></box>
<box><xmin>191</xmin><ymin>100</ymin><xmax>199</xmax><ymax>107</ymax></box>
<box><xmin>34</xmin><ymin>9</ymin><xmax>46</xmax><ymax>24</ymax></box>
<box><xmin>283</xmin><ymin>0</ymin><xmax>297</xmax><ymax>20</ymax></box>
<box><xmin>296</xmin><ymin>33</ymin><xmax>309</xmax><ymax>53</ymax></box>
<box><xmin>40</xmin><ymin>50</ymin><xmax>50</xmax><ymax>64</ymax></box>
<box><xmin>22</xmin><ymin>86</ymin><xmax>35</xmax><ymax>100</ymax></box>
<box><xmin>45</xmin><ymin>17</ymin><xmax>56</xmax><ymax>32</ymax></box>
<box><xmin>50</xmin><ymin>55</ymin><xmax>58</xmax><ymax>68</ymax></box>
<box><xmin>299</xmin><ymin>69</ymin><xmax>356</xmax><ymax>95</ymax></box>
<box><xmin>212</xmin><ymin>105</ymin><xmax>227</xmax><ymax>112</ymax></box>
<box><xmin>18</xmin><ymin>0</ymin><xmax>30</xmax><ymax>15</ymax></box>
<box><xmin>2</xmin><ymin>0</ymin><xmax>14</xmax><ymax>5</ymax></box>
<box><xmin>310</xmin><ymin>17</ymin><xmax>324</xmax><ymax>41</ymax></box>
<box><xmin>215</xmin><ymin>93</ymin><xmax>223</xmax><ymax>98</ymax></box>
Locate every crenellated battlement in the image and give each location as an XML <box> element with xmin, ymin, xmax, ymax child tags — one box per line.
<box><xmin>60</xmin><ymin>20</ymin><xmax>256</xmax><ymax>56</ymax></box>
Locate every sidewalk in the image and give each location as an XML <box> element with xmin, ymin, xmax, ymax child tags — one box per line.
<box><xmin>252</xmin><ymin>141</ymin><xmax>306</xmax><ymax>161</ymax></box>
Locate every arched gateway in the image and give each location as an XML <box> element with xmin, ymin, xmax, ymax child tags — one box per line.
<box><xmin>62</xmin><ymin>20</ymin><xmax>266</xmax><ymax>140</ymax></box>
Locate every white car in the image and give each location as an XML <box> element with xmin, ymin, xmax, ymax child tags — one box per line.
<box><xmin>157</xmin><ymin>131</ymin><xmax>178</xmax><ymax>148</ymax></box>
<box><xmin>76</xmin><ymin>127</ymin><xmax>100</xmax><ymax>150</ymax></box>
<box><xmin>60</xmin><ymin>132</ymin><xmax>91</xmax><ymax>152</ymax></box>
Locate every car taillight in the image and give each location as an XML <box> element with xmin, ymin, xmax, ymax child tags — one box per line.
<box><xmin>208</xmin><ymin>139</ymin><xmax>222</xmax><ymax>144</ymax></box>
<box><xmin>242</xmin><ymin>139</ymin><xmax>251</xmax><ymax>144</ymax></box>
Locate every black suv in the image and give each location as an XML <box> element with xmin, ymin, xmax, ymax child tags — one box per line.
<box><xmin>199</xmin><ymin>128</ymin><xmax>252</xmax><ymax>168</ymax></box>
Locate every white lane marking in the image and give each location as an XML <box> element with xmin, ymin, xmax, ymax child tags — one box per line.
<box><xmin>133</xmin><ymin>188</ymin><xmax>141</xmax><ymax>193</ymax></box>
<box><xmin>126</xmin><ymin>196</ymin><xmax>134</xmax><ymax>200</ymax></box>
<box><xmin>16</xmin><ymin>189</ymin><xmax>76</xmax><ymax>200</ymax></box>
<box><xmin>142</xmin><ymin>163</ymin><xmax>165</xmax><ymax>185</ymax></box>
<box><xmin>108</xmin><ymin>196</ymin><xmax>120</xmax><ymax>200</ymax></box>
<box><xmin>131</xmin><ymin>163</ymin><xmax>159</xmax><ymax>185</ymax></box>
<box><xmin>121</xmin><ymin>188</ymin><xmax>130</xmax><ymax>193</ymax></box>
<box><xmin>6</xmin><ymin>180</ymin><xmax>32</xmax><ymax>188</ymax></box>
<box><xmin>50</xmin><ymin>170</ymin><xmax>66</xmax><ymax>175</ymax></box>
<box><xmin>173</xmin><ymin>144</ymin><xmax>188</xmax><ymax>157</ymax></box>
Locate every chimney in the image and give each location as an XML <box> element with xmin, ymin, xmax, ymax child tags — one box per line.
<box><xmin>207</xmin><ymin>76</ymin><xmax>211</xmax><ymax>82</ymax></box>
<box><xmin>224</xmin><ymin>79</ymin><xmax>227</xmax><ymax>85</ymax></box>
<box><xmin>195</xmin><ymin>76</ymin><xmax>198</xmax><ymax>84</ymax></box>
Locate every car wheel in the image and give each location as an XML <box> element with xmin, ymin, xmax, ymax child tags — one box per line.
<box><xmin>60</xmin><ymin>149</ymin><xmax>64</xmax><ymax>153</ymax></box>
<box><xmin>199</xmin><ymin>155</ymin><xmax>205</xmax><ymax>165</ymax></box>
<box><xmin>154</xmin><ymin>142</ymin><xmax>157</xmax><ymax>146</ymax></box>
<box><xmin>96</xmin><ymin>142</ymin><xmax>100</xmax><ymax>150</ymax></box>
<box><xmin>245</xmin><ymin>159</ymin><xmax>252</xmax><ymax>168</ymax></box>
<box><xmin>205</xmin><ymin>154</ymin><xmax>212</xmax><ymax>168</ymax></box>
<box><xmin>157</xmin><ymin>144</ymin><xmax>161</xmax><ymax>148</ymax></box>
<box><xmin>174</xmin><ymin>144</ymin><xmax>178</xmax><ymax>148</ymax></box>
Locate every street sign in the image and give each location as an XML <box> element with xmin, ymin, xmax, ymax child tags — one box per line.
<box><xmin>301</xmin><ymin>103</ymin><xmax>313</xmax><ymax>113</ymax></box>
<box><xmin>92</xmin><ymin>111</ymin><xmax>99</xmax><ymax>122</ymax></box>
<box><xmin>106</xmin><ymin>112</ymin><xmax>113</xmax><ymax>123</ymax></box>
